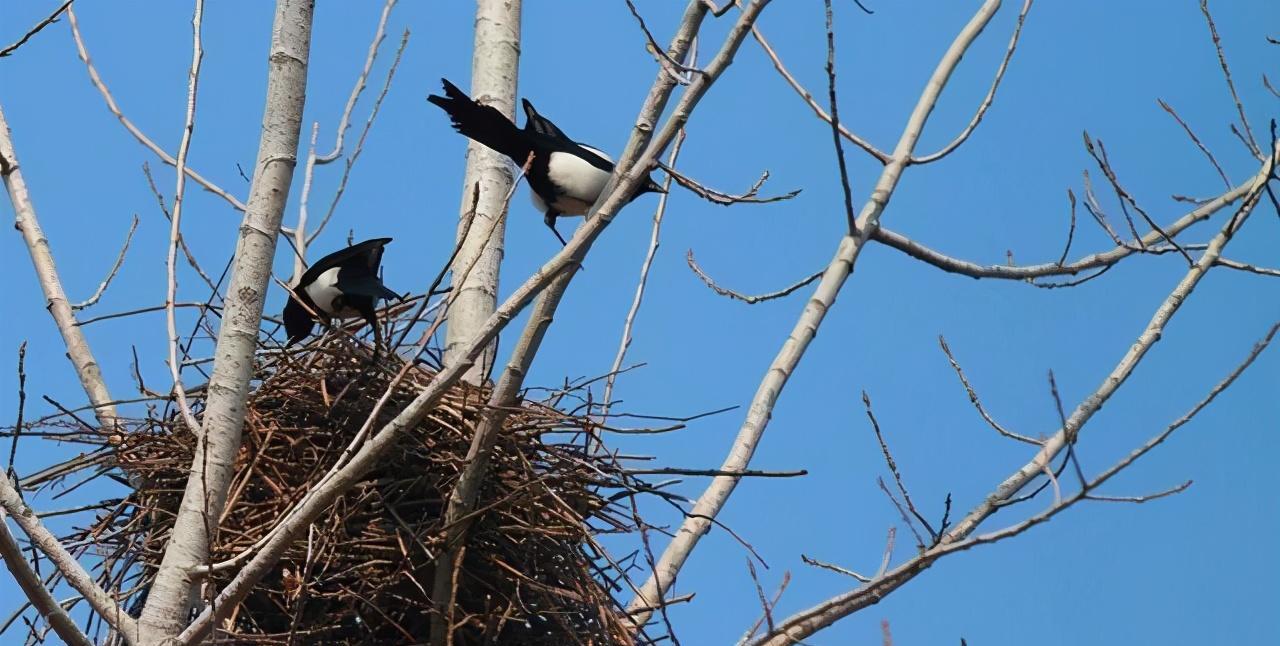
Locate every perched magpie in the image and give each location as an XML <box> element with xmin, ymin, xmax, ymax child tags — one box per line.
<box><xmin>282</xmin><ymin>238</ymin><xmax>400</xmax><ymax>351</ymax></box>
<box><xmin>428</xmin><ymin>78</ymin><xmax>666</xmax><ymax>245</ymax></box>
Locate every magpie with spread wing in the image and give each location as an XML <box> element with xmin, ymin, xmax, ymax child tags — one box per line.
<box><xmin>283</xmin><ymin>238</ymin><xmax>400</xmax><ymax>352</ymax></box>
<box><xmin>428</xmin><ymin>78</ymin><xmax>665</xmax><ymax>245</ymax></box>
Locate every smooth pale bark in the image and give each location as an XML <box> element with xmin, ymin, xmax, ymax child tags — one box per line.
<box><xmin>0</xmin><ymin>510</ymin><xmax>104</xmax><ymax>646</ymax></box>
<box><xmin>426</xmin><ymin>4</ymin><xmax>710</xmax><ymax>640</ymax></box>
<box><xmin>0</xmin><ymin>103</ymin><xmax>118</xmax><ymax>432</ymax></box>
<box><xmin>138</xmin><ymin>1</ymin><xmax>314</xmax><ymax>642</ymax></box>
<box><xmin>441</xmin><ymin>0</ymin><xmax>522</xmax><ymax>385</ymax></box>
<box><xmin>0</xmin><ymin>478</ymin><xmax>137</xmax><ymax>643</ymax></box>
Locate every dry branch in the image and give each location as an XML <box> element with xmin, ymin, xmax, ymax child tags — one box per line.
<box><xmin>749</xmin><ymin>142</ymin><xmax>1278</xmax><ymax>645</ymax></box>
<box><xmin>627</xmin><ymin>0</ymin><xmax>1007</xmax><ymax>623</ymax></box>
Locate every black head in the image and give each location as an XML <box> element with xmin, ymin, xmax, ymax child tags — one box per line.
<box><xmin>641</xmin><ymin>176</ymin><xmax>667</xmax><ymax>195</ymax></box>
<box><xmin>282</xmin><ymin>292</ymin><xmax>316</xmax><ymax>347</ymax></box>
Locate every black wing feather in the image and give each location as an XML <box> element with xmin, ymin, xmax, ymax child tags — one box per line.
<box><xmin>297</xmin><ymin>238</ymin><xmax>391</xmax><ymax>288</ymax></box>
<box><xmin>522</xmin><ymin>98</ymin><xmax>571</xmax><ymax>141</ymax></box>
<box><xmin>428</xmin><ymin>78</ymin><xmax>531</xmax><ymax>163</ymax></box>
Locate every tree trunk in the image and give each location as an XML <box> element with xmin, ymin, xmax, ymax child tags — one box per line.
<box><xmin>137</xmin><ymin>1</ymin><xmax>315</xmax><ymax>642</ymax></box>
<box><xmin>441</xmin><ymin>0</ymin><xmax>522</xmax><ymax>385</ymax></box>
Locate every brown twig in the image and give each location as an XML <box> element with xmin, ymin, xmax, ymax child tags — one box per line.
<box><xmin>0</xmin><ymin>0</ymin><xmax>74</xmax><ymax>58</ymax></box>
<box><xmin>686</xmin><ymin>249</ymin><xmax>822</xmax><ymax>304</ymax></box>
<box><xmin>938</xmin><ymin>336</ymin><xmax>1040</xmax><ymax>445</ymax></box>
<box><xmin>72</xmin><ymin>215</ymin><xmax>138</xmax><ymax>311</ymax></box>
<box><xmin>657</xmin><ymin>163</ymin><xmax>800</xmax><ymax>205</ymax></box>
<box><xmin>823</xmin><ymin>0</ymin><xmax>857</xmax><ymax>233</ymax></box>
<box><xmin>1199</xmin><ymin>0</ymin><xmax>1262</xmax><ymax>159</ymax></box>
<box><xmin>1158</xmin><ymin>99</ymin><xmax>1232</xmax><ymax>189</ymax></box>
<box><xmin>67</xmin><ymin>6</ymin><xmax>246</xmax><ymax>213</ymax></box>
<box><xmin>744</xmin><ymin>7</ymin><xmax>889</xmax><ymax>163</ymax></box>
<box><xmin>864</xmin><ymin>392</ymin><xmax>935</xmax><ymax>545</ymax></box>
<box><xmin>307</xmin><ymin>29</ymin><xmax>409</xmax><ymax>247</ymax></box>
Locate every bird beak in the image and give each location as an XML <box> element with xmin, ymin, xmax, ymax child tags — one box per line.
<box><xmin>644</xmin><ymin>177</ymin><xmax>667</xmax><ymax>194</ymax></box>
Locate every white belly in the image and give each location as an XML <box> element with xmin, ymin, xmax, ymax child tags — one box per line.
<box><xmin>545</xmin><ymin>149</ymin><xmax>612</xmax><ymax>215</ymax></box>
<box><xmin>303</xmin><ymin>267</ymin><xmax>359</xmax><ymax>318</ymax></box>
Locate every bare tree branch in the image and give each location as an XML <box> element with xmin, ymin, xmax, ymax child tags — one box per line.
<box><xmin>165</xmin><ymin>0</ymin><xmax>206</xmax><ymax>441</ymax></box>
<box><xmin>627</xmin><ymin>0</ymin><xmax>1008</xmax><ymax>624</ymax></box>
<box><xmin>868</xmin><ymin>167</ymin><xmax>1264</xmax><ymax>281</ymax></box>
<box><xmin>72</xmin><ymin>214</ymin><xmax>138</xmax><ymax>311</ymax></box>
<box><xmin>659</xmin><ymin>163</ymin><xmax>799</xmax><ymax>205</ymax></box>
<box><xmin>749</xmin><ymin>143</ymin><xmax>1278</xmax><ymax>646</ymax></box>
<box><xmin>294</xmin><ymin>0</ymin><xmax>400</xmax><ymax>276</ymax></box>
<box><xmin>1199</xmin><ymin>0</ymin><xmax>1262</xmax><ymax>159</ymax></box>
<box><xmin>745</xmin><ymin>6</ymin><xmax>889</xmax><ymax>164</ymax></box>
<box><xmin>1158</xmin><ymin>98</ymin><xmax>1232</xmax><ymax>189</ymax></box>
<box><xmin>66</xmin><ymin>6</ymin><xmax>247</xmax><ymax>213</ymax></box>
<box><xmin>823</xmin><ymin>0</ymin><xmax>857</xmax><ymax>233</ymax></box>
<box><xmin>0</xmin><ymin>476</ymin><xmax>137</xmax><ymax>643</ymax></box>
<box><xmin>686</xmin><ymin>249</ymin><xmax>823</xmax><ymax>304</ymax></box>
<box><xmin>912</xmin><ymin>0</ymin><xmax>1033</xmax><ymax>164</ymax></box>
<box><xmin>0</xmin><ymin>509</ymin><xmax>93</xmax><ymax>646</ymax></box>
<box><xmin>0</xmin><ymin>104</ymin><xmax>119</xmax><ymax>433</ymax></box>
<box><xmin>939</xmin><ymin>335</ymin><xmax>1040</xmax><ymax>444</ymax></box>
<box><xmin>0</xmin><ymin>0</ymin><xmax>74</xmax><ymax>58</ymax></box>
<box><xmin>604</xmin><ymin>126</ymin><xmax>689</xmax><ymax>414</ymax></box>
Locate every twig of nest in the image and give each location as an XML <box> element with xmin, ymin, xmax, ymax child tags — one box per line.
<box><xmin>19</xmin><ymin>333</ymin><xmax>661</xmax><ymax>645</ymax></box>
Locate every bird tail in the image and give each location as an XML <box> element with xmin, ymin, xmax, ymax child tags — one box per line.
<box><xmin>428</xmin><ymin>78</ymin><xmax>529</xmax><ymax>162</ymax></box>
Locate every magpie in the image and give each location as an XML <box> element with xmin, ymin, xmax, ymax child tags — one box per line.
<box><xmin>282</xmin><ymin>238</ymin><xmax>401</xmax><ymax>352</ymax></box>
<box><xmin>428</xmin><ymin>78</ymin><xmax>666</xmax><ymax>245</ymax></box>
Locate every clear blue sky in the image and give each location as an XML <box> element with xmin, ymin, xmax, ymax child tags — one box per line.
<box><xmin>2</xmin><ymin>1</ymin><xmax>1277</xmax><ymax>644</ymax></box>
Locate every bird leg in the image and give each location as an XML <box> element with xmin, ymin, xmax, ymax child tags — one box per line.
<box><xmin>544</xmin><ymin>210</ymin><xmax>568</xmax><ymax>246</ymax></box>
<box><xmin>358</xmin><ymin>305</ymin><xmax>384</xmax><ymax>363</ymax></box>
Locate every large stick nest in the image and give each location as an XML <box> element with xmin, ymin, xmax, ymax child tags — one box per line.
<box><xmin>101</xmin><ymin>334</ymin><xmax>649</xmax><ymax>645</ymax></box>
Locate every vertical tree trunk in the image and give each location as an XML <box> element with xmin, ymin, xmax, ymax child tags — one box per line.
<box><xmin>441</xmin><ymin>0</ymin><xmax>522</xmax><ymax>385</ymax></box>
<box><xmin>137</xmin><ymin>1</ymin><xmax>314</xmax><ymax>642</ymax></box>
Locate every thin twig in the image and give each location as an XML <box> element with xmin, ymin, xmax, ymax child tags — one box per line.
<box><xmin>0</xmin><ymin>0</ymin><xmax>74</xmax><ymax>58</ymax></box>
<box><xmin>1086</xmin><ymin>480</ymin><xmax>1193</xmax><ymax>504</ymax></box>
<box><xmin>603</xmin><ymin>127</ymin><xmax>688</xmax><ymax>415</ymax></box>
<box><xmin>864</xmin><ymin>392</ymin><xmax>935</xmax><ymax>543</ymax></box>
<box><xmin>686</xmin><ymin>249</ymin><xmax>822</xmax><ymax>304</ymax></box>
<box><xmin>1158</xmin><ymin>99</ymin><xmax>1231</xmax><ymax>189</ymax></box>
<box><xmin>66</xmin><ymin>6</ymin><xmax>246</xmax><ymax>213</ymax></box>
<box><xmin>744</xmin><ymin>6</ymin><xmax>889</xmax><ymax>163</ymax></box>
<box><xmin>1199</xmin><ymin>0</ymin><xmax>1262</xmax><ymax>159</ymax></box>
<box><xmin>800</xmin><ymin>554</ymin><xmax>869</xmax><ymax>583</ymax></box>
<box><xmin>823</xmin><ymin>0</ymin><xmax>857</xmax><ymax>233</ymax></box>
<box><xmin>1055</xmin><ymin>189</ymin><xmax>1077</xmax><ymax>267</ymax></box>
<box><xmin>912</xmin><ymin>0</ymin><xmax>1033</xmax><ymax>164</ymax></box>
<box><xmin>165</xmin><ymin>0</ymin><xmax>206</xmax><ymax>437</ymax></box>
<box><xmin>308</xmin><ymin>29</ymin><xmax>409</xmax><ymax>247</ymax></box>
<box><xmin>658</xmin><ymin>163</ymin><xmax>799</xmax><ymax>205</ymax></box>
<box><xmin>626</xmin><ymin>0</ymin><xmax>701</xmax><ymax>83</ymax></box>
<box><xmin>938</xmin><ymin>336</ymin><xmax>1040</xmax><ymax>445</ymax></box>
<box><xmin>73</xmin><ymin>215</ymin><xmax>138</xmax><ymax>311</ymax></box>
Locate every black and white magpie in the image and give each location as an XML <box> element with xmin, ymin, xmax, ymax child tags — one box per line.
<box><xmin>428</xmin><ymin>78</ymin><xmax>666</xmax><ymax>245</ymax></box>
<box><xmin>283</xmin><ymin>238</ymin><xmax>400</xmax><ymax>351</ymax></box>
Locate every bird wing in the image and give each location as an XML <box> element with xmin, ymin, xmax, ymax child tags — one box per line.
<box><xmin>297</xmin><ymin>238</ymin><xmax>392</xmax><ymax>288</ymax></box>
<box><xmin>335</xmin><ymin>273</ymin><xmax>400</xmax><ymax>303</ymax></box>
<box><xmin>522</xmin><ymin>98</ymin><xmax>572</xmax><ymax>141</ymax></box>
<box><xmin>428</xmin><ymin>78</ymin><xmax>531</xmax><ymax>163</ymax></box>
